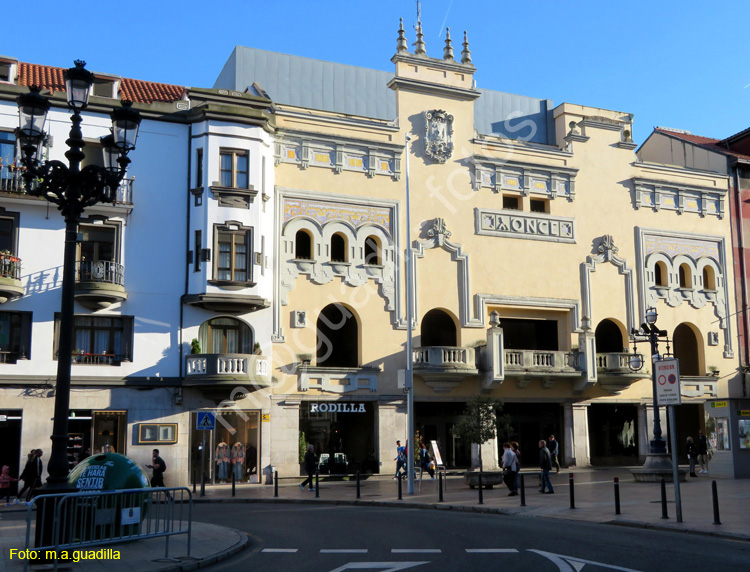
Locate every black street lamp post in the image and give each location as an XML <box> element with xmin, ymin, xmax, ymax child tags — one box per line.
<box><xmin>629</xmin><ymin>307</ymin><xmax>670</xmax><ymax>456</ymax></box>
<box><xmin>16</xmin><ymin>60</ymin><xmax>140</xmax><ymax>500</ymax></box>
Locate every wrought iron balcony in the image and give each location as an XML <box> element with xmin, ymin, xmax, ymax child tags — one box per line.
<box><xmin>74</xmin><ymin>260</ymin><xmax>127</xmax><ymax>309</ymax></box>
<box><xmin>71</xmin><ymin>352</ymin><xmax>124</xmax><ymax>365</ymax></box>
<box><xmin>0</xmin><ymin>253</ymin><xmax>23</xmax><ymax>303</ymax></box>
<box><xmin>184</xmin><ymin>353</ymin><xmax>271</xmax><ymax>387</ymax></box>
<box><xmin>1</xmin><ymin>167</ymin><xmax>133</xmax><ymax>206</ymax></box>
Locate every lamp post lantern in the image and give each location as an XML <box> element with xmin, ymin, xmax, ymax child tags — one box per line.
<box><xmin>16</xmin><ymin>60</ymin><xmax>141</xmax><ymax>493</ymax></box>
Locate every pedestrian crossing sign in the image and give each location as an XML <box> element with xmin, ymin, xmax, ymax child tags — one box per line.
<box><xmin>196</xmin><ymin>412</ymin><xmax>215</xmax><ymax>431</ymax></box>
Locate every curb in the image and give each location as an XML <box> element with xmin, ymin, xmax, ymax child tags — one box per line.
<box><xmin>153</xmin><ymin>527</ymin><xmax>249</xmax><ymax>572</ymax></box>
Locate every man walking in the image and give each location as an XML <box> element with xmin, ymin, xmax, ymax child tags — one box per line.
<box><xmin>548</xmin><ymin>434</ymin><xmax>561</xmax><ymax>473</ymax></box>
<box><xmin>538</xmin><ymin>440</ymin><xmax>555</xmax><ymax>494</ymax></box>
<box><xmin>299</xmin><ymin>444</ymin><xmax>316</xmax><ymax>491</ymax></box>
<box><xmin>501</xmin><ymin>442</ymin><xmax>518</xmax><ymax>496</ymax></box>
<box><xmin>147</xmin><ymin>449</ymin><xmax>172</xmax><ymax>501</ymax></box>
<box><xmin>697</xmin><ymin>430</ymin><xmax>710</xmax><ymax>474</ymax></box>
<box><xmin>393</xmin><ymin>440</ymin><xmax>407</xmax><ymax>480</ymax></box>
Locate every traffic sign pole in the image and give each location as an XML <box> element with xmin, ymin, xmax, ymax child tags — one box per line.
<box><xmin>669</xmin><ymin>404</ymin><xmax>683</xmax><ymax>522</ymax></box>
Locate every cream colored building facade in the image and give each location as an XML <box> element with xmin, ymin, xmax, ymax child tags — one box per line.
<box><xmin>240</xmin><ymin>29</ymin><xmax>741</xmax><ymax>478</ymax></box>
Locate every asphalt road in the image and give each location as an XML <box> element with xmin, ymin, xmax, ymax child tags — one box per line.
<box><xmin>193</xmin><ymin>503</ymin><xmax>750</xmax><ymax>572</ymax></box>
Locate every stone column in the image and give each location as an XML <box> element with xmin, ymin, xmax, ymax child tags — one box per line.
<box><xmin>570</xmin><ymin>403</ymin><xmax>590</xmax><ymax>467</ymax></box>
<box><xmin>270</xmin><ymin>396</ymin><xmax>300</xmax><ymax>478</ymax></box>
<box><xmin>377</xmin><ymin>399</ymin><xmax>406</xmax><ymax>475</ymax></box>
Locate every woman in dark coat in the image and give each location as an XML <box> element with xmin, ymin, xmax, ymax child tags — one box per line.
<box><xmin>16</xmin><ymin>451</ymin><xmax>37</xmax><ymax>502</ymax></box>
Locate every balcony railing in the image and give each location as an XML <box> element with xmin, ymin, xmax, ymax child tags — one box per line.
<box><xmin>0</xmin><ymin>350</ymin><xmax>21</xmax><ymax>364</ymax></box>
<box><xmin>76</xmin><ymin>260</ymin><xmax>125</xmax><ymax>285</ymax></box>
<box><xmin>1</xmin><ymin>168</ymin><xmax>133</xmax><ymax>205</ymax></box>
<box><xmin>504</xmin><ymin>349</ymin><xmax>580</xmax><ymax>372</ymax></box>
<box><xmin>413</xmin><ymin>346</ymin><xmax>474</xmax><ymax>368</ymax></box>
<box><xmin>72</xmin><ymin>352</ymin><xmax>124</xmax><ymax>365</ymax></box>
<box><xmin>596</xmin><ymin>352</ymin><xmax>634</xmax><ymax>373</ymax></box>
<box><xmin>0</xmin><ymin>253</ymin><xmax>21</xmax><ymax>280</ymax></box>
<box><xmin>185</xmin><ymin>353</ymin><xmax>271</xmax><ymax>386</ymax></box>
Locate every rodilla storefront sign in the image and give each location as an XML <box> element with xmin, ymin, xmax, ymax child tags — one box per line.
<box><xmin>310</xmin><ymin>402</ymin><xmax>366</xmax><ymax>413</ymax></box>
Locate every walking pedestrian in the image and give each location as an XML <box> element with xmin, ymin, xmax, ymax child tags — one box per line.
<box><xmin>697</xmin><ymin>430</ymin><xmax>710</xmax><ymax>474</ymax></box>
<box><xmin>686</xmin><ymin>436</ymin><xmax>697</xmax><ymax>477</ymax></box>
<box><xmin>548</xmin><ymin>434</ymin><xmax>561</xmax><ymax>473</ymax></box>
<box><xmin>1</xmin><ymin>465</ymin><xmax>19</xmax><ymax>506</ymax></box>
<box><xmin>299</xmin><ymin>444</ymin><xmax>316</xmax><ymax>491</ymax></box>
<box><xmin>393</xmin><ymin>440</ymin><xmax>407</xmax><ymax>480</ymax></box>
<box><xmin>15</xmin><ymin>451</ymin><xmax>36</xmax><ymax>503</ymax></box>
<box><xmin>538</xmin><ymin>440</ymin><xmax>555</xmax><ymax>494</ymax></box>
<box><xmin>511</xmin><ymin>442</ymin><xmax>522</xmax><ymax>491</ymax></box>
<box><xmin>146</xmin><ymin>449</ymin><xmax>172</xmax><ymax>500</ymax></box>
<box><xmin>501</xmin><ymin>442</ymin><xmax>518</xmax><ymax>496</ymax></box>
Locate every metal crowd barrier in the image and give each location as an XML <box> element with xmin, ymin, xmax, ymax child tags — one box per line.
<box><xmin>22</xmin><ymin>487</ymin><xmax>193</xmax><ymax>572</ymax></box>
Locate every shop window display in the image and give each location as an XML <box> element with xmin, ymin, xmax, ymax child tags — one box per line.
<box><xmin>191</xmin><ymin>410</ymin><xmax>259</xmax><ymax>484</ymax></box>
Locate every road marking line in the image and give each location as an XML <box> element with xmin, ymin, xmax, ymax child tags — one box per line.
<box><xmin>465</xmin><ymin>549</ymin><xmax>518</xmax><ymax>553</ymax></box>
<box><xmin>321</xmin><ymin>549</ymin><xmax>369</xmax><ymax>553</ymax></box>
<box><xmin>391</xmin><ymin>549</ymin><xmax>441</xmax><ymax>553</ymax></box>
<box><xmin>262</xmin><ymin>548</ymin><xmax>298</xmax><ymax>553</ymax></box>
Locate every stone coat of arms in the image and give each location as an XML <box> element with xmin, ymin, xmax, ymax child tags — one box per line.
<box><xmin>423</xmin><ymin>110</ymin><xmax>454</xmax><ymax>163</ymax></box>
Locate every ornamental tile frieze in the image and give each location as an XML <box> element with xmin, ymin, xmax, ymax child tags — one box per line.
<box><xmin>475</xmin><ymin>208</ymin><xmax>576</xmax><ymax>244</ymax></box>
<box><xmin>633</xmin><ymin>178</ymin><xmax>725</xmax><ymax>218</ymax></box>
<box><xmin>283</xmin><ymin>198</ymin><xmax>392</xmax><ymax>234</ymax></box>
<box><xmin>644</xmin><ymin>235</ymin><xmax>720</xmax><ymax>260</ymax></box>
<box><xmin>472</xmin><ymin>157</ymin><xmax>577</xmax><ymax>201</ymax></box>
<box><xmin>274</xmin><ymin>135</ymin><xmax>402</xmax><ymax>180</ymax></box>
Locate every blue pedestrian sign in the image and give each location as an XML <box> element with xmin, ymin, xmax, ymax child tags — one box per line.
<box><xmin>196</xmin><ymin>411</ymin><xmax>215</xmax><ymax>431</ymax></box>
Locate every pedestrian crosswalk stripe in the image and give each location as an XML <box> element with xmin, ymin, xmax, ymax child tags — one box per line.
<box><xmin>262</xmin><ymin>548</ymin><xmax>298</xmax><ymax>553</ymax></box>
<box><xmin>465</xmin><ymin>549</ymin><xmax>518</xmax><ymax>553</ymax></box>
<box><xmin>391</xmin><ymin>549</ymin><xmax>441</xmax><ymax>553</ymax></box>
<box><xmin>321</xmin><ymin>549</ymin><xmax>368</xmax><ymax>553</ymax></box>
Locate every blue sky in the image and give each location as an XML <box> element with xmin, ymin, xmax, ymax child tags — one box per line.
<box><xmin>3</xmin><ymin>1</ymin><xmax>748</xmax><ymax>143</ymax></box>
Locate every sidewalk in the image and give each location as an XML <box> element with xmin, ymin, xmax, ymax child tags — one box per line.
<box><xmin>1</xmin><ymin>465</ymin><xmax>747</xmax><ymax>572</ymax></box>
<box><xmin>193</xmin><ymin>465</ymin><xmax>749</xmax><ymax>540</ymax></box>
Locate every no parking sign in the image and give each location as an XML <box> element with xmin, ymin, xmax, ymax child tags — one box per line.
<box><xmin>655</xmin><ymin>358</ymin><xmax>682</xmax><ymax>405</ymax></box>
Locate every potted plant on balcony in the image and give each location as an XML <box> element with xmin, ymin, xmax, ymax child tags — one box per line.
<box><xmin>190</xmin><ymin>338</ymin><xmax>201</xmax><ymax>355</ymax></box>
<box><xmin>452</xmin><ymin>395</ymin><xmax>511</xmax><ymax>490</ymax></box>
<box><xmin>254</xmin><ymin>342</ymin><xmax>262</xmax><ymax>355</ymax></box>
<box><xmin>708</xmin><ymin>366</ymin><xmax>720</xmax><ymax>377</ymax></box>
<box><xmin>297</xmin><ymin>353</ymin><xmax>313</xmax><ymax>367</ymax></box>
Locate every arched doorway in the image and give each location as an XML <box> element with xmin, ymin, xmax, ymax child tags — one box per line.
<box><xmin>317</xmin><ymin>303</ymin><xmax>358</xmax><ymax>367</ymax></box>
<box><xmin>595</xmin><ymin>319</ymin><xmax>625</xmax><ymax>353</ymax></box>
<box><xmin>421</xmin><ymin>309</ymin><xmax>457</xmax><ymax>346</ymax></box>
<box><xmin>673</xmin><ymin>323</ymin><xmax>702</xmax><ymax>376</ymax></box>
<box><xmin>198</xmin><ymin>317</ymin><xmax>253</xmax><ymax>354</ymax></box>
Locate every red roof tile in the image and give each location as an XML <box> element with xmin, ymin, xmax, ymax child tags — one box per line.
<box><xmin>17</xmin><ymin>62</ymin><xmax>185</xmax><ymax>104</ymax></box>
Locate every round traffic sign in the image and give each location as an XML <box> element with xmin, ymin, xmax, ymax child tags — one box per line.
<box><xmin>658</xmin><ymin>375</ymin><xmax>667</xmax><ymax>385</ymax></box>
<box><xmin>668</xmin><ymin>374</ymin><xmax>677</xmax><ymax>384</ymax></box>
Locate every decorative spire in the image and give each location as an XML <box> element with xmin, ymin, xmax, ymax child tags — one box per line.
<box><xmin>443</xmin><ymin>28</ymin><xmax>454</xmax><ymax>60</ymax></box>
<box><xmin>414</xmin><ymin>21</ymin><xmax>426</xmax><ymax>55</ymax></box>
<box><xmin>461</xmin><ymin>31</ymin><xmax>472</xmax><ymax>64</ymax></box>
<box><xmin>397</xmin><ymin>18</ymin><xmax>408</xmax><ymax>52</ymax></box>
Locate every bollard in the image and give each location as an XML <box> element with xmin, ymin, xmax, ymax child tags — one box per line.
<box><xmin>438</xmin><ymin>470</ymin><xmax>444</xmax><ymax>502</ymax></box>
<box><xmin>712</xmin><ymin>480</ymin><xmax>721</xmax><ymax>525</ymax></box>
<box><xmin>478</xmin><ymin>471</ymin><xmax>484</xmax><ymax>504</ymax></box>
<box><xmin>200</xmin><ymin>468</ymin><xmax>205</xmax><ymax>498</ymax></box>
<box><xmin>569</xmin><ymin>474</ymin><xmax>575</xmax><ymax>509</ymax></box>
<box><xmin>315</xmin><ymin>468</ymin><xmax>320</xmax><ymax>498</ymax></box>
<box><xmin>520</xmin><ymin>473</ymin><xmax>526</xmax><ymax>507</ymax></box>
<box><xmin>614</xmin><ymin>477</ymin><xmax>621</xmax><ymax>515</ymax></box>
<box><xmin>192</xmin><ymin>471</ymin><xmax>196</xmax><ymax>494</ymax></box>
<box><xmin>274</xmin><ymin>470</ymin><xmax>279</xmax><ymax>498</ymax></box>
<box><xmin>232</xmin><ymin>470</ymin><xmax>236</xmax><ymax>497</ymax></box>
<box><xmin>356</xmin><ymin>471</ymin><xmax>361</xmax><ymax>499</ymax></box>
<box><xmin>398</xmin><ymin>473</ymin><xmax>403</xmax><ymax>500</ymax></box>
<box><xmin>660</xmin><ymin>478</ymin><xmax>668</xmax><ymax>519</ymax></box>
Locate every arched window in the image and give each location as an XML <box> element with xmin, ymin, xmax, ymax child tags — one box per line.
<box><xmin>331</xmin><ymin>233</ymin><xmax>347</xmax><ymax>262</ymax></box>
<box><xmin>364</xmin><ymin>235</ymin><xmax>380</xmax><ymax>265</ymax></box>
<box><xmin>317</xmin><ymin>304</ymin><xmax>358</xmax><ymax>367</ymax></box>
<box><xmin>198</xmin><ymin>317</ymin><xmax>253</xmax><ymax>354</ymax></box>
<box><xmin>703</xmin><ymin>266</ymin><xmax>716</xmax><ymax>290</ymax></box>
<box><xmin>679</xmin><ymin>264</ymin><xmax>692</xmax><ymax>289</ymax></box>
<box><xmin>421</xmin><ymin>309</ymin><xmax>457</xmax><ymax>346</ymax></box>
<box><xmin>655</xmin><ymin>261</ymin><xmax>667</xmax><ymax>287</ymax></box>
<box><xmin>594</xmin><ymin>319</ymin><xmax>624</xmax><ymax>353</ymax></box>
<box><xmin>673</xmin><ymin>323</ymin><xmax>701</xmax><ymax>376</ymax></box>
<box><xmin>295</xmin><ymin>230</ymin><xmax>312</xmax><ymax>260</ymax></box>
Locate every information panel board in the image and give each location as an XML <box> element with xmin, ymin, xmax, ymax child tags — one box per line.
<box><xmin>655</xmin><ymin>358</ymin><xmax>681</xmax><ymax>406</ymax></box>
